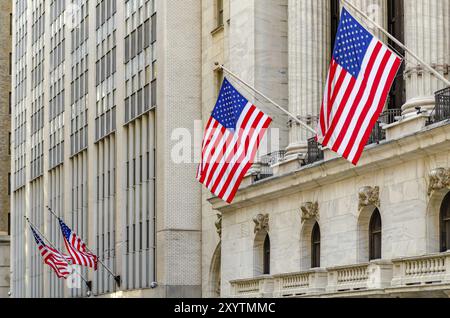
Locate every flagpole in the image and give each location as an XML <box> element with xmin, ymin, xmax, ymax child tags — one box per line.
<box><xmin>215</xmin><ymin>63</ymin><xmax>318</xmax><ymax>135</ymax></box>
<box><xmin>341</xmin><ymin>0</ymin><xmax>450</xmax><ymax>88</ymax></box>
<box><xmin>46</xmin><ymin>206</ymin><xmax>121</xmax><ymax>287</ymax></box>
<box><xmin>24</xmin><ymin>216</ymin><xmax>92</xmax><ymax>291</ymax></box>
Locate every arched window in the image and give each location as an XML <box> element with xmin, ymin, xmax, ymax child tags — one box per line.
<box><xmin>369</xmin><ymin>209</ymin><xmax>382</xmax><ymax>260</ymax></box>
<box><xmin>263</xmin><ymin>234</ymin><xmax>270</xmax><ymax>275</ymax></box>
<box><xmin>440</xmin><ymin>193</ymin><xmax>450</xmax><ymax>252</ymax></box>
<box><xmin>311</xmin><ymin>223</ymin><xmax>321</xmax><ymax>268</ymax></box>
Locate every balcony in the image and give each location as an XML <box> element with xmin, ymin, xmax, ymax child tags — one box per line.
<box><xmin>391</xmin><ymin>252</ymin><xmax>450</xmax><ymax>287</ymax></box>
<box><xmin>230</xmin><ymin>254</ymin><xmax>450</xmax><ymax>298</ymax></box>
<box><xmin>229</xmin><ymin>276</ymin><xmax>274</xmax><ymax>298</ymax></box>
<box><xmin>253</xmin><ymin>151</ymin><xmax>286</xmax><ymax>182</ymax></box>
<box><xmin>428</xmin><ymin>87</ymin><xmax>450</xmax><ymax>125</ymax></box>
<box><xmin>304</xmin><ymin>138</ymin><xmax>324</xmax><ymax>166</ymax></box>
<box><xmin>273</xmin><ymin>269</ymin><xmax>327</xmax><ymax>297</ymax></box>
<box><xmin>326</xmin><ymin>261</ymin><xmax>393</xmax><ymax>293</ymax></box>
<box><xmin>367</xmin><ymin>109</ymin><xmax>402</xmax><ymax>145</ymax></box>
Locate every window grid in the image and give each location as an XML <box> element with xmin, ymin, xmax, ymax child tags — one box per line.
<box><xmin>124</xmin><ymin>113</ymin><xmax>156</xmax><ymax>290</ymax></box>
<box><xmin>70</xmin><ymin>0</ymin><xmax>90</xmax><ymax>156</ymax></box>
<box><xmin>95</xmin><ymin>0</ymin><xmax>117</xmax><ymax>142</ymax></box>
<box><xmin>49</xmin><ymin>0</ymin><xmax>67</xmax><ymax>170</ymax></box>
<box><xmin>124</xmin><ymin>0</ymin><xmax>156</xmax><ymax>124</ymax></box>
<box><xmin>30</xmin><ymin>0</ymin><xmax>45</xmax><ymax>181</ymax></box>
<box><xmin>13</xmin><ymin>0</ymin><xmax>28</xmax><ymax>192</ymax></box>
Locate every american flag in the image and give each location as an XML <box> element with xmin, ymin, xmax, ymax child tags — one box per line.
<box><xmin>59</xmin><ymin>219</ymin><xmax>98</xmax><ymax>270</ymax></box>
<box><xmin>317</xmin><ymin>8</ymin><xmax>402</xmax><ymax>165</ymax></box>
<box><xmin>197</xmin><ymin>78</ymin><xmax>272</xmax><ymax>203</ymax></box>
<box><xmin>30</xmin><ymin>225</ymin><xmax>72</xmax><ymax>279</ymax></box>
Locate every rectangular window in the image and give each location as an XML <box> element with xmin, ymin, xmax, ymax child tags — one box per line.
<box><xmin>151</xmin><ymin>79</ymin><xmax>157</xmax><ymax>107</ymax></box>
<box><xmin>125</xmin><ymin>35</ymin><xmax>130</xmax><ymax>63</ymax></box>
<box><xmin>144</xmin><ymin>19</ymin><xmax>150</xmax><ymax>49</ymax></box>
<box><xmin>151</xmin><ymin>14</ymin><xmax>157</xmax><ymax>44</ymax></box>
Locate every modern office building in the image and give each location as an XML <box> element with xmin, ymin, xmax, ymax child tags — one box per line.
<box><xmin>11</xmin><ymin>0</ymin><xmax>202</xmax><ymax>298</ymax></box>
<box><xmin>202</xmin><ymin>0</ymin><xmax>450</xmax><ymax>298</ymax></box>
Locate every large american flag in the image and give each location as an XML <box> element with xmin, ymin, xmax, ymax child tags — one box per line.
<box><xmin>197</xmin><ymin>78</ymin><xmax>272</xmax><ymax>203</ymax></box>
<box><xmin>30</xmin><ymin>225</ymin><xmax>72</xmax><ymax>279</ymax></box>
<box><xmin>317</xmin><ymin>8</ymin><xmax>402</xmax><ymax>165</ymax></box>
<box><xmin>59</xmin><ymin>219</ymin><xmax>98</xmax><ymax>270</ymax></box>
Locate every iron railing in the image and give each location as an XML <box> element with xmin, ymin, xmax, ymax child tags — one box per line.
<box><xmin>367</xmin><ymin>109</ymin><xmax>402</xmax><ymax>146</ymax></box>
<box><xmin>256</xmin><ymin>108</ymin><xmax>405</xmax><ymax>169</ymax></box>
<box><xmin>379</xmin><ymin>109</ymin><xmax>402</xmax><ymax>125</ymax></box>
<box><xmin>254</xmin><ymin>151</ymin><xmax>286</xmax><ymax>181</ymax></box>
<box><xmin>305</xmin><ymin>138</ymin><xmax>324</xmax><ymax>165</ymax></box>
<box><xmin>428</xmin><ymin>87</ymin><xmax>450</xmax><ymax>125</ymax></box>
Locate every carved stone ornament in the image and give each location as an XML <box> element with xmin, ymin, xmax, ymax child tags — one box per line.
<box><xmin>253</xmin><ymin>214</ymin><xmax>269</xmax><ymax>234</ymax></box>
<box><xmin>428</xmin><ymin>168</ymin><xmax>450</xmax><ymax>195</ymax></box>
<box><xmin>300</xmin><ymin>202</ymin><xmax>319</xmax><ymax>223</ymax></box>
<box><xmin>358</xmin><ymin>186</ymin><xmax>380</xmax><ymax>211</ymax></box>
<box><xmin>215</xmin><ymin>214</ymin><xmax>222</xmax><ymax>238</ymax></box>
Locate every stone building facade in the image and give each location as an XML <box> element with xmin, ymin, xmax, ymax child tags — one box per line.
<box><xmin>202</xmin><ymin>0</ymin><xmax>450</xmax><ymax>298</ymax></box>
<box><xmin>0</xmin><ymin>0</ymin><xmax>12</xmax><ymax>298</ymax></box>
<box><xmin>11</xmin><ymin>0</ymin><xmax>201</xmax><ymax>298</ymax></box>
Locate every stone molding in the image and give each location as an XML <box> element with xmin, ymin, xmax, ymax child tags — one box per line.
<box><xmin>428</xmin><ymin>168</ymin><xmax>450</xmax><ymax>196</ymax></box>
<box><xmin>358</xmin><ymin>186</ymin><xmax>380</xmax><ymax>211</ymax></box>
<box><xmin>253</xmin><ymin>214</ymin><xmax>269</xmax><ymax>234</ymax></box>
<box><xmin>215</xmin><ymin>214</ymin><xmax>222</xmax><ymax>238</ymax></box>
<box><xmin>300</xmin><ymin>202</ymin><xmax>319</xmax><ymax>223</ymax></box>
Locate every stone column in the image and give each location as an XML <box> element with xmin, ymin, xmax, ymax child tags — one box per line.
<box><xmin>286</xmin><ymin>0</ymin><xmax>330</xmax><ymax>159</ymax></box>
<box><xmin>402</xmin><ymin>0</ymin><xmax>450</xmax><ymax>115</ymax></box>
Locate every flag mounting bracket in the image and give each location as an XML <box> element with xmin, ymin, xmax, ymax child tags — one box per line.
<box><xmin>114</xmin><ymin>275</ymin><xmax>121</xmax><ymax>287</ymax></box>
<box><xmin>214</xmin><ymin>62</ymin><xmax>317</xmax><ymax>135</ymax></box>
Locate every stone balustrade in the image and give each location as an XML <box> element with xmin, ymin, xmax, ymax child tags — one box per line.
<box><xmin>391</xmin><ymin>252</ymin><xmax>450</xmax><ymax>287</ymax></box>
<box><xmin>230</xmin><ymin>275</ymin><xmax>274</xmax><ymax>298</ymax></box>
<box><xmin>327</xmin><ymin>263</ymin><xmax>370</xmax><ymax>293</ymax></box>
<box><xmin>230</xmin><ymin>255</ymin><xmax>450</xmax><ymax>297</ymax></box>
<box><xmin>273</xmin><ymin>269</ymin><xmax>327</xmax><ymax>297</ymax></box>
<box><xmin>327</xmin><ymin>261</ymin><xmax>394</xmax><ymax>293</ymax></box>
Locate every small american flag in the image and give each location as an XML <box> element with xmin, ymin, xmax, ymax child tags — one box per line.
<box><xmin>59</xmin><ymin>219</ymin><xmax>98</xmax><ymax>270</ymax></box>
<box><xmin>197</xmin><ymin>78</ymin><xmax>272</xmax><ymax>203</ymax></box>
<box><xmin>30</xmin><ymin>225</ymin><xmax>72</xmax><ymax>279</ymax></box>
<box><xmin>317</xmin><ymin>8</ymin><xmax>402</xmax><ymax>165</ymax></box>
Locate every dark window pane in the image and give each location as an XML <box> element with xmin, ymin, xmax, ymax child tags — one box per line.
<box><xmin>311</xmin><ymin>222</ymin><xmax>321</xmax><ymax>268</ymax></box>
<box><xmin>440</xmin><ymin>193</ymin><xmax>450</xmax><ymax>252</ymax></box>
<box><xmin>369</xmin><ymin>209</ymin><xmax>382</xmax><ymax>260</ymax></box>
<box><xmin>263</xmin><ymin>234</ymin><xmax>270</xmax><ymax>275</ymax></box>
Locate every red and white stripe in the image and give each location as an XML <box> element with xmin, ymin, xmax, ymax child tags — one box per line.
<box><xmin>38</xmin><ymin>245</ymin><xmax>72</xmax><ymax>279</ymax></box>
<box><xmin>318</xmin><ymin>38</ymin><xmax>402</xmax><ymax>165</ymax></box>
<box><xmin>197</xmin><ymin>102</ymin><xmax>272</xmax><ymax>203</ymax></box>
<box><xmin>64</xmin><ymin>233</ymin><xmax>98</xmax><ymax>270</ymax></box>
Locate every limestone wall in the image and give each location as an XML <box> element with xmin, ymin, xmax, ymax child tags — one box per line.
<box><xmin>0</xmin><ymin>235</ymin><xmax>10</xmax><ymax>298</ymax></box>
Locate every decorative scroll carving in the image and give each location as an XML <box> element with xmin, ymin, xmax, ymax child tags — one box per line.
<box><xmin>253</xmin><ymin>214</ymin><xmax>269</xmax><ymax>234</ymax></box>
<box><xmin>300</xmin><ymin>202</ymin><xmax>319</xmax><ymax>223</ymax></box>
<box><xmin>428</xmin><ymin>168</ymin><xmax>450</xmax><ymax>195</ymax></box>
<box><xmin>358</xmin><ymin>186</ymin><xmax>380</xmax><ymax>210</ymax></box>
<box><xmin>215</xmin><ymin>214</ymin><xmax>222</xmax><ymax>238</ymax></box>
